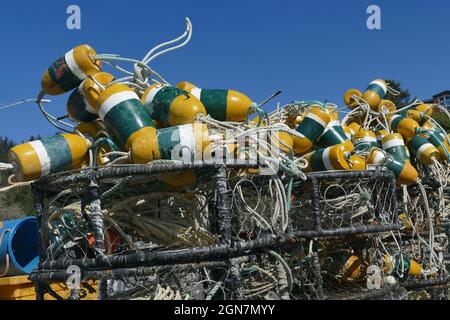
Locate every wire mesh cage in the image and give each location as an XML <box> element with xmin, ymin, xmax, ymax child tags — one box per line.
<box><xmin>28</xmin><ymin>163</ymin><xmax>449</xmax><ymax>300</ymax></box>
<box><xmin>291</xmin><ymin>170</ymin><xmax>399</xmax><ymax>236</ymax></box>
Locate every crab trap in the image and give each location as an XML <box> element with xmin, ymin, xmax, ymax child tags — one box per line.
<box><xmin>25</xmin><ymin>162</ymin><xmax>448</xmax><ymax>300</ymax></box>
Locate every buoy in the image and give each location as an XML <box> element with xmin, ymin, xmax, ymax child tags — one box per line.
<box><xmin>375</xmin><ymin>129</ymin><xmax>389</xmax><ymax>148</ymax></box>
<box><xmin>96</xmin><ymin>84</ymin><xmax>155</xmax><ymax>150</ymax></box>
<box><xmin>67</xmin><ymin>72</ymin><xmax>115</xmax><ymax>123</ymax></box>
<box><xmin>427</xmin><ymin>131</ymin><xmax>450</xmax><ymax>160</ymax></box>
<box><xmin>67</xmin><ymin>89</ymin><xmax>98</xmax><ymax>123</ymax></box>
<box><xmin>271</xmin><ymin>131</ymin><xmax>294</xmax><ymax>155</ymax></box>
<box><xmin>325</xmin><ymin>107</ymin><xmax>339</xmax><ymax>121</ymax></box>
<box><xmin>408</xmin><ymin>135</ymin><xmax>440</xmax><ymax>165</ymax></box>
<box><xmin>158</xmin><ymin>123</ymin><xmax>211</xmax><ymax>187</ymax></box>
<box><xmin>304</xmin><ymin>143</ymin><xmax>351</xmax><ymax>172</ymax></box>
<box><xmin>342</xmin><ymin>255</ymin><xmax>362</xmax><ymax>280</ymax></box>
<box><xmin>398</xmin><ymin>213</ymin><xmax>413</xmax><ymax>230</ymax></box>
<box><xmin>41</xmin><ymin>44</ymin><xmax>101</xmax><ymax>95</ymax></box>
<box><xmin>366</xmin><ymin>148</ymin><xmax>387</xmax><ymax>166</ymax></box>
<box><xmin>389</xmin><ymin>115</ymin><xmax>420</xmax><ymax>139</ymax></box>
<box><xmin>343</xmin><ymin>89</ymin><xmax>362</xmax><ymax>109</ymax></box>
<box><xmin>343</xmin><ymin>122</ymin><xmax>361</xmax><ymax>140</ymax></box>
<box><xmin>377</xmin><ymin>99</ymin><xmax>396</xmax><ymax>113</ymax></box>
<box><xmin>317</xmin><ymin>120</ymin><xmax>354</xmax><ymax>151</ymax></box>
<box><xmin>385</xmin><ymin>256</ymin><xmax>422</xmax><ymax>278</ymax></box>
<box><xmin>401</xmin><ymin>109</ymin><xmax>427</xmax><ymax>125</ymax></box>
<box><xmin>349</xmin><ymin>155</ymin><xmax>366</xmax><ymax>170</ymax></box>
<box><xmin>362</xmin><ymin>79</ymin><xmax>387</xmax><ymax>110</ymax></box>
<box><xmin>422</xmin><ymin>120</ymin><xmax>436</xmax><ymax>130</ymax></box>
<box><xmin>328</xmin><ymin>253</ymin><xmax>362</xmax><ymax>281</ymax></box>
<box><xmin>286</xmin><ymin>114</ymin><xmax>303</xmax><ymax>129</ymax></box>
<box><xmin>354</xmin><ymin>130</ymin><xmax>378</xmax><ymax>151</ymax></box>
<box><xmin>292</xmin><ymin>106</ymin><xmax>331</xmax><ymax>155</ymax></box>
<box><xmin>131</xmin><ymin>123</ymin><xmax>210</xmax><ymax>165</ymax></box>
<box><xmin>141</xmin><ymin>84</ymin><xmax>207</xmax><ymax>127</ymax></box>
<box><xmin>415</xmin><ymin>103</ymin><xmax>433</xmax><ymax>117</ymax></box>
<box><xmin>176</xmin><ymin>81</ymin><xmax>253</xmax><ymax>122</ymax></box>
<box><xmin>385</xmin><ymin>157</ymin><xmax>418</xmax><ymax>186</ymax></box>
<box><xmin>8</xmin><ymin>134</ymin><xmax>90</xmax><ymax>181</ymax></box>
<box><xmin>75</xmin><ymin>121</ymin><xmax>106</xmax><ymax>140</ymax></box>
<box><xmin>382</xmin><ymin>133</ymin><xmax>409</xmax><ymax>162</ymax></box>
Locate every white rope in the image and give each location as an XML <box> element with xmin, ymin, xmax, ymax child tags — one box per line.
<box><xmin>0</xmin><ymin>163</ymin><xmax>13</xmax><ymax>171</ymax></box>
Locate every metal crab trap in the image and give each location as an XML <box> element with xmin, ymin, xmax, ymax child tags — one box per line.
<box><xmin>27</xmin><ymin>161</ymin><xmax>424</xmax><ymax>300</ymax></box>
<box><xmin>28</xmin><ymin>162</ymin><xmax>298</xmax><ymax>300</ymax></box>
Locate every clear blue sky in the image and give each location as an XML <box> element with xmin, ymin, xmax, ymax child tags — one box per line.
<box><xmin>0</xmin><ymin>0</ymin><xmax>449</xmax><ymax>142</ymax></box>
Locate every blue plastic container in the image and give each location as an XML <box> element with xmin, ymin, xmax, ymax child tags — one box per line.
<box><xmin>0</xmin><ymin>217</ymin><xmax>39</xmax><ymax>277</ymax></box>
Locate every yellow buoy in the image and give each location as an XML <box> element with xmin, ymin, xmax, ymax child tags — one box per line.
<box><xmin>292</xmin><ymin>106</ymin><xmax>331</xmax><ymax>155</ymax></box>
<box><xmin>381</xmin><ymin>133</ymin><xmax>409</xmax><ymax>162</ymax></box>
<box><xmin>408</xmin><ymin>135</ymin><xmax>440</xmax><ymax>165</ymax></box>
<box><xmin>96</xmin><ymin>84</ymin><xmax>156</xmax><ymax>150</ymax></box>
<box><xmin>422</xmin><ymin>120</ymin><xmax>435</xmax><ymax>131</ymax></box>
<box><xmin>41</xmin><ymin>44</ymin><xmax>101</xmax><ymax>95</ymax></box>
<box><xmin>415</xmin><ymin>103</ymin><xmax>433</xmax><ymax>117</ymax></box>
<box><xmin>141</xmin><ymin>84</ymin><xmax>207</xmax><ymax>127</ymax></box>
<box><xmin>427</xmin><ymin>131</ymin><xmax>450</xmax><ymax>160</ymax></box>
<box><xmin>389</xmin><ymin>114</ymin><xmax>420</xmax><ymax>139</ymax></box>
<box><xmin>74</xmin><ymin>121</ymin><xmax>106</xmax><ymax>140</ymax></box>
<box><xmin>377</xmin><ymin>99</ymin><xmax>396</xmax><ymax>113</ymax></box>
<box><xmin>8</xmin><ymin>134</ymin><xmax>90</xmax><ymax>181</ymax></box>
<box><xmin>404</xmin><ymin>109</ymin><xmax>426</xmax><ymax>124</ymax></box>
<box><xmin>366</xmin><ymin>148</ymin><xmax>387</xmax><ymax>166</ymax></box>
<box><xmin>271</xmin><ymin>131</ymin><xmax>294</xmax><ymax>155</ymax></box>
<box><xmin>343</xmin><ymin>89</ymin><xmax>362</xmax><ymax>109</ymax></box>
<box><xmin>317</xmin><ymin>120</ymin><xmax>355</xmax><ymax>151</ymax></box>
<box><xmin>354</xmin><ymin>129</ymin><xmax>378</xmax><ymax>150</ymax></box>
<box><xmin>176</xmin><ymin>81</ymin><xmax>253</xmax><ymax>122</ymax></box>
<box><xmin>362</xmin><ymin>79</ymin><xmax>387</xmax><ymax>110</ymax></box>
<box><xmin>304</xmin><ymin>143</ymin><xmax>351</xmax><ymax>172</ymax></box>
<box><xmin>386</xmin><ymin>158</ymin><xmax>418</xmax><ymax>186</ymax></box>
<box><xmin>67</xmin><ymin>72</ymin><xmax>115</xmax><ymax>123</ymax></box>
<box><xmin>131</xmin><ymin>123</ymin><xmax>210</xmax><ymax>165</ymax></box>
<box><xmin>349</xmin><ymin>155</ymin><xmax>366</xmax><ymax>170</ymax></box>
<box><xmin>343</xmin><ymin>122</ymin><xmax>361</xmax><ymax>140</ymax></box>
<box><xmin>375</xmin><ymin>129</ymin><xmax>389</xmax><ymax>147</ymax></box>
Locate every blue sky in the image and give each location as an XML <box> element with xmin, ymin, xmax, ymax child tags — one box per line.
<box><xmin>0</xmin><ymin>0</ymin><xmax>449</xmax><ymax>141</ymax></box>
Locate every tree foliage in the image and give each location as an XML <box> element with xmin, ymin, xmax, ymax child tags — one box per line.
<box><xmin>432</xmin><ymin>112</ymin><xmax>450</xmax><ymax>133</ymax></box>
<box><xmin>0</xmin><ymin>136</ymin><xmax>35</xmax><ymax>220</ymax></box>
<box><xmin>384</xmin><ymin>79</ymin><xmax>411</xmax><ymax>107</ymax></box>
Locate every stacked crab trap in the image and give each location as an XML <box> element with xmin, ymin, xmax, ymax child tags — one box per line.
<box><xmin>1</xmin><ymin>18</ymin><xmax>449</xmax><ymax>300</ymax></box>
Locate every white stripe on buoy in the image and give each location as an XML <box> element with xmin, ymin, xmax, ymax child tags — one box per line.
<box><xmin>190</xmin><ymin>87</ymin><xmax>202</xmax><ymax>100</ymax></box>
<box><xmin>370</xmin><ymin>80</ymin><xmax>387</xmax><ymax>95</ymax></box>
<box><xmin>65</xmin><ymin>49</ymin><xmax>87</xmax><ymax>81</ymax></box>
<box><xmin>382</xmin><ymin>138</ymin><xmax>405</xmax><ymax>150</ymax></box>
<box><xmin>416</xmin><ymin>143</ymin><xmax>435</xmax><ymax>160</ymax></box>
<box><xmin>29</xmin><ymin>140</ymin><xmax>51</xmax><ymax>177</ymax></box>
<box><xmin>322</xmin><ymin>147</ymin><xmax>335</xmax><ymax>170</ymax></box>
<box><xmin>372</xmin><ymin>151</ymin><xmax>386</xmax><ymax>165</ymax></box>
<box><xmin>178</xmin><ymin>124</ymin><xmax>196</xmax><ymax>158</ymax></box>
<box><xmin>306</xmin><ymin>113</ymin><xmax>327</xmax><ymax>128</ymax></box>
<box><xmin>357</xmin><ymin>136</ymin><xmax>377</xmax><ymax>143</ymax></box>
<box><xmin>99</xmin><ymin>90</ymin><xmax>140</xmax><ymax>119</ymax></box>
<box><xmin>143</xmin><ymin>85</ymin><xmax>165</xmax><ymax>112</ymax></box>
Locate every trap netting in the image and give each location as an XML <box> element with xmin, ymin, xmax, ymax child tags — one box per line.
<box><xmin>290</xmin><ymin>170</ymin><xmax>398</xmax><ymax>235</ymax></box>
<box><xmin>28</xmin><ymin>164</ymin><xmax>448</xmax><ymax>300</ymax></box>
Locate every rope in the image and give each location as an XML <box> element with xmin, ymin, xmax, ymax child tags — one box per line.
<box><xmin>0</xmin><ymin>163</ymin><xmax>13</xmax><ymax>171</ymax></box>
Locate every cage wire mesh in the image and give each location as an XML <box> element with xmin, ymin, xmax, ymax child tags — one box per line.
<box><xmin>28</xmin><ymin>164</ymin><xmax>449</xmax><ymax>300</ymax></box>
